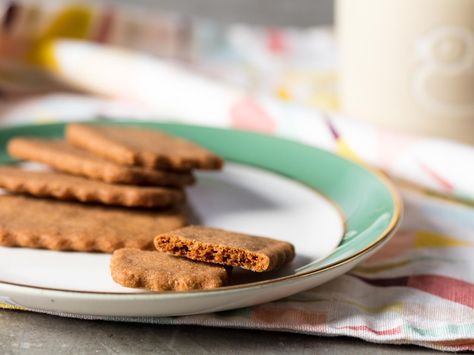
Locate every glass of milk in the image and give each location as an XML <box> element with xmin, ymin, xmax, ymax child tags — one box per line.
<box><xmin>337</xmin><ymin>0</ymin><xmax>474</xmax><ymax>145</ymax></box>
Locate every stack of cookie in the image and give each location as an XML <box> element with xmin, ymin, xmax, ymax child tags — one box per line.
<box><xmin>0</xmin><ymin>123</ymin><xmax>223</xmax><ymax>252</ymax></box>
<box><xmin>0</xmin><ymin>123</ymin><xmax>296</xmax><ymax>292</ymax></box>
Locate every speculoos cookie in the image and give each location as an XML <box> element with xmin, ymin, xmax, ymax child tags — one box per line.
<box><xmin>154</xmin><ymin>225</ymin><xmax>295</xmax><ymax>272</ymax></box>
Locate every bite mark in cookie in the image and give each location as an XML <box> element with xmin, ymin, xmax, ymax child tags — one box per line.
<box><xmin>154</xmin><ymin>225</ymin><xmax>295</xmax><ymax>272</ymax></box>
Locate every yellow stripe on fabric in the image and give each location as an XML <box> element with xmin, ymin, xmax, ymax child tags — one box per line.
<box><xmin>27</xmin><ymin>5</ymin><xmax>93</xmax><ymax>66</ymax></box>
<box><xmin>0</xmin><ymin>303</ymin><xmax>26</xmax><ymax>311</ymax></box>
<box><xmin>32</xmin><ymin>40</ymin><xmax>59</xmax><ymax>70</ymax></box>
<box><xmin>342</xmin><ymin>299</ymin><xmax>403</xmax><ymax>314</ymax></box>
<box><xmin>415</xmin><ymin>231</ymin><xmax>472</xmax><ymax>249</ymax></box>
<box><xmin>335</xmin><ymin>139</ymin><xmax>361</xmax><ymax>162</ymax></box>
<box><xmin>276</xmin><ymin>87</ymin><xmax>292</xmax><ymax>101</ymax></box>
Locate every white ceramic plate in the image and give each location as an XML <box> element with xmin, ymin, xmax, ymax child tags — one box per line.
<box><xmin>0</xmin><ymin>122</ymin><xmax>400</xmax><ymax>317</ymax></box>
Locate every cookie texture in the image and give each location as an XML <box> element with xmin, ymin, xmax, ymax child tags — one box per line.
<box><xmin>0</xmin><ymin>166</ymin><xmax>184</xmax><ymax>208</ymax></box>
<box><xmin>154</xmin><ymin>225</ymin><xmax>295</xmax><ymax>272</ymax></box>
<box><xmin>7</xmin><ymin>138</ymin><xmax>194</xmax><ymax>187</ymax></box>
<box><xmin>110</xmin><ymin>248</ymin><xmax>229</xmax><ymax>291</ymax></box>
<box><xmin>66</xmin><ymin>123</ymin><xmax>224</xmax><ymax>171</ymax></box>
<box><xmin>0</xmin><ymin>195</ymin><xmax>187</xmax><ymax>252</ymax></box>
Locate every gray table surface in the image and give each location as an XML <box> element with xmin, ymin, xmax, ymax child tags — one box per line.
<box><xmin>1</xmin><ymin>311</ymin><xmax>451</xmax><ymax>354</ymax></box>
<box><xmin>0</xmin><ymin>0</ymin><xmax>464</xmax><ymax>353</ymax></box>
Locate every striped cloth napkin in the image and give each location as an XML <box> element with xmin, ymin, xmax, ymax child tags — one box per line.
<box><xmin>0</xmin><ymin>4</ymin><xmax>473</xmax><ymax>350</ymax></box>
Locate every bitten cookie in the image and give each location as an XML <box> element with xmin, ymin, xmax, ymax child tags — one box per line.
<box><xmin>0</xmin><ymin>195</ymin><xmax>187</xmax><ymax>252</ymax></box>
<box><xmin>154</xmin><ymin>225</ymin><xmax>295</xmax><ymax>272</ymax></box>
<box><xmin>7</xmin><ymin>138</ymin><xmax>194</xmax><ymax>187</ymax></box>
<box><xmin>0</xmin><ymin>166</ymin><xmax>184</xmax><ymax>208</ymax></box>
<box><xmin>110</xmin><ymin>248</ymin><xmax>229</xmax><ymax>291</ymax></box>
<box><xmin>66</xmin><ymin>123</ymin><xmax>224</xmax><ymax>171</ymax></box>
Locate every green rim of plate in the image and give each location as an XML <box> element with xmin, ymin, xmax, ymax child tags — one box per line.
<box><xmin>0</xmin><ymin>120</ymin><xmax>401</xmax><ymax>290</ymax></box>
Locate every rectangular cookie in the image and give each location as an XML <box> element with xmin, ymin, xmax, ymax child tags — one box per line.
<box><xmin>0</xmin><ymin>166</ymin><xmax>184</xmax><ymax>208</ymax></box>
<box><xmin>110</xmin><ymin>248</ymin><xmax>229</xmax><ymax>291</ymax></box>
<box><xmin>7</xmin><ymin>138</ymin><xmax>194</xmax><ymax>187</ymax></box>
<box><xmin>66</xmin><ymin>123</ymin><xmax>224</xmax><ymax>171</ymax></box>
<box><xmin>0</xmin><ymin>195</ymin><xmax>187</xmax><ymax>252</ymax></box>
<box><xmin>154</xmin><ymin>225</ymin><xmax>295</xmax><ymax>272</ymax></box>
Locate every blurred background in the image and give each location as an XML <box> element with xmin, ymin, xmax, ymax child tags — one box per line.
<box><xmin>115</xmin><ymin>0</ymin><xmax>334</xmax><ymax>26</ymax></box>
<box><xmin>0</xmin><ymin>0</ymin><xmax>473</xmax><ymax>200</ymax></box>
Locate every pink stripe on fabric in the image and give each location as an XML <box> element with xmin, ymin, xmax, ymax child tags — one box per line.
<box><xmin>338</xmin><ymin>325</ymin><xmax>402</xmax><ymax>336</ymax></box>
<box><xmin>409</xmin><ymin>275</ymin><xmax>474</xmax><ymax>309</ymax></box>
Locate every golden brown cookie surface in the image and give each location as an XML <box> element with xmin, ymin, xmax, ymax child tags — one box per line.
<box><xmin>154</xmin><ymin>225</ymin><xmax>295</xmax><ymax>272</ymax></box>
<box><xmin>0</xmin><ymin>166</ymin><xmax>184</xmax><ymax>208</ymax></box>
<box><xmin>110</xmin><ymin>248</ymin><xmax>228</xmax><ymax>291</ymax></box>
<box><xmin>7</xmin><ymin>138</ymin><xmax>194</xmax><ymax>187</ymax></box>
<box><xmin>0</xmin><ymin>195</ymin><xmax>187</xmax><ymax>252</ymax></box>
<box><xmin>66</xmin><ymin>123</ymin><xmax>224</xmax><ymax>171</ymax></box>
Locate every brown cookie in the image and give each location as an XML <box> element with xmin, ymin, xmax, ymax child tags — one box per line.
<box><xmin>7</xmin><ymin>138</ymin><xmax>195</xmax><ymax>187</ymax></box>
<box><xmin>66</xmin><ymin>123</ymin><xmax>224</xmax><ymax>171</ymax></box>
<box><xmin>0</xmin><ymin>166</ymin><xmax>184</xmax><ymax>208</ymax></box>
<box><xmin>154</xmin><ymin>225</ymin><xmax>295</xmax><ymax>272</ymax></box>
<box><xmin>0</xmin><ymin>195</ymin><xmax>187</xmax><ymax>252</ymax></box>
<box><xmin>110</xmin><ymin>248</ymin><xmax>229</xmax><ymax>291</ymax></box>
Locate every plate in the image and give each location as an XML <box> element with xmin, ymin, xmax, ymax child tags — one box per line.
<box><xmin>0</xmin><ymin>121</ymin><xmax>400</xmax><ymax>317</ymax></box>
